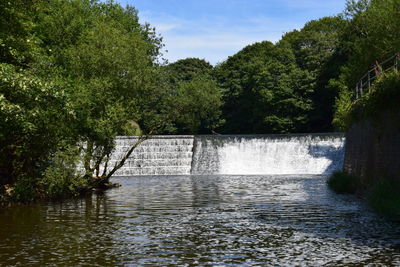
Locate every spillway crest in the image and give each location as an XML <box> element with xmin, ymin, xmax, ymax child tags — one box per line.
<box><xmin>110</xmin><ymin>134</ymin><xmax>345</xmax><ymax>176</ymax></box>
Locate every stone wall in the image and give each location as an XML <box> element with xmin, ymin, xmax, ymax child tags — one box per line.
<box><xmin>344</xmin><ymin>109</ymin><xmax>400</xmax><ymax>185</ymax></box>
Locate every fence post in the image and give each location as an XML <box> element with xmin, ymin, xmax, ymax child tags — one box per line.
<box><xmin>356</xmin><ymin>84</ymin><xmax>359</xmax><ymax>99</ymax></box>
<box><xmin>368</xmin><ymin>71</ymin><xmax>371</xmax><ymax>92</ymax></box>
<box><xmin>355</xmin><ymin>53</ymin><xmax>399</xmax><ymax>100</ymax></box>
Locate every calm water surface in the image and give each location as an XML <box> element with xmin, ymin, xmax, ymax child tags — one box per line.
<box><xmin>1</xmin><ymin>175</ymin><xmax>400</xmax><ymax>266</ymax></box>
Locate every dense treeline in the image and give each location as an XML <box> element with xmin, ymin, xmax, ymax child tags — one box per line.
<box><xmin>215</xmin><ymin>17</ymin><xmax>346</xmax><ymax>134</ymax></box>
<box><xmin>1</xmin><ymin>0</ymin><xmax>399</xmax><ymax>200</ymax></box>
<box><xmin>169</xmin><ymin>0</ymin><xmax>399</xmax><ymax>134</ymax></box>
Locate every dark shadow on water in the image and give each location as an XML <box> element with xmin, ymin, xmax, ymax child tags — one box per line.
<box><xmin>307</xmin><ymin>144</ymin><xmax>345</xmax><ymax>174</ymax></box>
<box><xmin>255</xmin><ymin>175</ymin><xmax>400</xmax><ymax>250</ymax></box>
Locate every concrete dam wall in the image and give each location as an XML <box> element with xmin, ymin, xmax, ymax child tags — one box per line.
<box><xmin>344</xmin><ymin>110</ymin><xmax>400</xmax><ymax>184</ymax></box>
<box><xmin>109</xmin><ymin>133</ymin><xmax>345</xmax><ymax>176</ymax></box>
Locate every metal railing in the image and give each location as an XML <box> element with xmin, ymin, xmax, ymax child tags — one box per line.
<box><xmin>355</xmin><ymin>53</ymin><xmax>400</xmax><ymax>99</ymax></box>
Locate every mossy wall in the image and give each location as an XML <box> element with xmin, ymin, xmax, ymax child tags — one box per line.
<box><xmin>344</xmin><ymin>109</ymin><xmax>400</xmax><ymax>186</ymax></box>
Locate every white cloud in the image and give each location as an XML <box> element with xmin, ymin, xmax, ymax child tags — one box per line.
<box><xmin>139</xmin><ymin>13</ymin><xmax>304</xmax><ymax>65</ymax></box>
<box><xmin>162</xmin><ymin>30</ymin><xmax>288</xmax><ymax>65</ymax></box>
<box><xmin>155</xmin><ymin>23</ymin><xmax>180</xmax><ymax>32</ymax></box>
<box><xmin>162</xmin><ymin>35</ymin><xmax>259</xmax><ymax>64</ymax></box>
<box><xmin>137</xmin><ymin>0</ymin><xmax>345</xmax><ymax>65</ymax></box>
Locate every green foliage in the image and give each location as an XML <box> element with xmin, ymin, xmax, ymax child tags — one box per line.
<box><xmin>216</xmin><ymin>40</ymin><xmax>316</xmax><ymax>133</ymax></box>
<box><xmin>0</xmin><ymin>0</ymin><xmax>42</xmax><ymax>66</ymax></box>
<box><xmin>283</xmin><ymin>17</ymin><xmax>346</xmax><ymax>73</ymax></box>
<box><xmin>0</xmin><ymin>64</ymin><xmax>71</xmax><ymax>185</ymax></box>
<box><xmin>0</xmin><ymin>0</ymin><xmax>169</xmax><ymax>200</ymax></box>
<box><xmin>2</xmin><ymin>0</ymin><xmax>399</xmax><ymax>202</ymax></box>
<box><xmin>164</xmin><ymin>58</ymin><xmax>223</xmax><ymax>134</ymax></box>
<box><xmin>332</xmin><ymin>83</ymin><xmax>354</xmax><ymax>130</ymax></box>
<box><xmin>333</xmin><ymin>0</ymin><xmax>400</xmax><ymax>97</ymax></box>
<box><xmin>286</xmin><ymin>17</ymin><xmax>348</xmax><ymax>132</ymax></box>
<box><xmin>121</xmin><ymin>121</ymin><xmax>142</xmax><ymax>136</ymax></box>
<box><xmin>331</xmin><ymin>0</ymin><xmax>400</xmax><ymax>129</ymax></box>
<box><xmin>32</xmin><ymin>0</ymin><xmax>167</xmax><ymax>181</ymax></box>
<box><xmin>349</xmin><ymin>70</ymin><xmax>400</xmax><ymax>123</ymax></box>
<box><xmin>215</xmin><ymin>16</ymin><xmax>348</xmax><ymax>134</ymax></box>
<box><xmin>327</xmin><ymin>171</ymin><xmax>360</xmax><ymax>194</ymax></box>
<box><xmin>10</xmin><ymin>176</ymin><xmax>37</xmax><ymax>202</ymax></box>
<box><xmin>334</xmin><ymin>70</ymin><xmax>400</xmax><ymax>129</ymax></box>
<box><xmin>165</xmin><ymin>58</ymin><xmax>213</xmax><ymax>83</ymax></box>
<box><xmin>368</xmin><ymin>179</ymin><xmax>400</xmax><ymax>221</ymax></box>
<box><xmin>41</xmin><ymin>146</ymin><xmax>87</xmax><ymax>199</ymax></box>
<box><xmin>168</xmin><ymin>76</ymin><xmax>224</xmax><ymax>134</ymax></box>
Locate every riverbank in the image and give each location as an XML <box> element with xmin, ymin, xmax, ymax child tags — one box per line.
<box><xmin>0</xmin><ymin>177</ymin><xmax>120</xmax><ymax>203</ymax></box>
<box><xmin>329</xmin><ymin>70</ymin><xmax>400</xmax><ymax>221</ymax></box>
<box><xmin>327</xmin><ymin>171</ymin><xmax>400</xmax><ymax>221</ymax></box>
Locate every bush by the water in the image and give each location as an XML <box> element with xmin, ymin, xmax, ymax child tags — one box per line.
<box><xmin>368</xmin><ymin>179</ymin><xmax>400</xmax><ymax>221</ymax></box>
<box><xmin>40</xmin><ymin>147</ymin><xmax>88</xmax><ymax>199</ymax></box>
<box><xmin>327</xmin><ymin>171</ymin><xmax>360</xmax><ymax>194</ymax></box>
<box><xmin>0</xmin><ymin>146</ymin><xmax>89</xmax><ymax>202</ymax></box>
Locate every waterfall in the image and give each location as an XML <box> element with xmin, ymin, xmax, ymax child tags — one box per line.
<box><xmin>109</xmin><ymin>133</ymin><xmax>345</xmax><ymax>176</ymax></box>
<box><xmin>109</xmin><ymin>136</ymin><xmax>194</xmax><ymax>176</ymax></box>
<box><xmin>191</xmin><ymin>134</ymin><xmax>345</xmax><ymax>175</ymax></box>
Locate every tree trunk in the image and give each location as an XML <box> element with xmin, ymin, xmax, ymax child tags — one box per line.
<box><xmin>105</xmin><ymin>135</ymin><xmax>148</xmax><ymax>180</ymax></box>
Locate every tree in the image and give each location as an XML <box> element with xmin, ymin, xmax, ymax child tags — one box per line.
<box><xmin>167</xmin><ymin>76</ymin><xmax>224</xmax><ymax>134</ymax></box>
<box><xmin>35</xmin><ymin>0</ymin><xmax>167</xmax><ymax>186</ymax></box>
<box><xmin>215</xmin><ymin>41</ymin><xmax>274</xmax><ymax>133</ymax></box>
<box><xmin>0</xmin><ymin>0</ymin><xmax>41</xmax><ymax>66</ymax></box>
<box><xmin>1</xmin><ymin>0</ymin><xmax>169</xmax><ymax>199</ymax></box>
<box><xmin>0</xmin><ymin>65</ymin><xmax>72</xmax><ymax>197</ymax></box>
<box><xmin>0</xmin><ymin>0</ymin><xmax>75</xmax><ymax>199</ymax></box>
<box><xmin>165</xmin><ymin>58</ymin><xmax>213</xmax><ymax>83</ymax></box>
<box><xmin>163</xmin><ymin>58</ymin><xmax>223</xmax><ymax>134</ymax></box>
<box><xmin>333</xmin><ymin>0</ymin><xmax>400</xmax><ymax>129</ymax></box>
<box><xmin>344</xmin><ymin>0</ymin><xmax>400</xmax><ymax>83</ymax></box>
<box><xmin>215</xmin><ymin>40</ymin><xmax>314</xmax><ymax>134</ymax></box>
<box><xmin>280</xmin><ymin>17</ymin><xmax>348</xmax><ymax>132</ymax></box>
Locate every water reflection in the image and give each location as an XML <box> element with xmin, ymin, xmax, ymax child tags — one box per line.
<box><xmin>0</xmin><ymin>175</ymin><xmax>399</xmax><ymax>266</ymax></box>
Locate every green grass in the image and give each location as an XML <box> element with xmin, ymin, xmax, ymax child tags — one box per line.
<box><xmin>368</xmin><ymin>179</ymin><xmax>400</xmax><ymax>221</ymax></box>
<box><xmin>327</xmin><ymin>171</ymin><xmax>360</xmax><ymax>194</ymax></box>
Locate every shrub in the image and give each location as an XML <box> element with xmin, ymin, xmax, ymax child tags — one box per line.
<box><xmin>10</xmin><ymin>176</ymin><xmax>37</xmax><ymax>202</ymax></box>
<box><xmin>333</xmin><ymin>70</ymin><xmax>400</xmax><ymax>130</ymax></box>
<box><xmin>40</xmin><ymin>146</ymin><xmax>88</xmax><ymax>199</ymax></box>
<box><xmin>368</xmin><ymin>179</ymin><xmax>400</xmax><ymax>221</ymax></box>
<box><xmin>332</xmin><ymin>82</ymin><xmax>354</xmax><ymax>131</ymax></box>
<box><xmin>327</xmin><ymin>171</ymin><xmax>360</xmax><ymax>194</ymax></box>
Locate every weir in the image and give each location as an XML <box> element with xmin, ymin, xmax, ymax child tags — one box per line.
<box><xmin>110</xmin><ymin>133</ymin><xmax>345</xmax><ymax>176</ymax></box>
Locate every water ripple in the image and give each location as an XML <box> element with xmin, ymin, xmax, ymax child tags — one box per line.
<box><xmin>0</xmin><ymin>175</ymin><xmax>399</xmax><ymax>266</ymax></box>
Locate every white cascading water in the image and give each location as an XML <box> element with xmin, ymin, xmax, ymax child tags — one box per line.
<box><xmin>191</xmin><ymin>134</ymin><xmax>345</xmax><ymax>175</ymax></box>
<box><xmin>109</xmin><ymin>133</ymin><xmax>345</xmax><ymax>176</ymax></box>
<box><xmin>109</xmin><ymin>136</ymin><xmax>194</xmax><ymax>176</ymax></box>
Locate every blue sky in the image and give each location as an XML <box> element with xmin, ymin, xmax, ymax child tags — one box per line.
<box><xmin>116</xmin><ymin>0</ymin><xmax>347</xmax><ymax>65</ymax></box>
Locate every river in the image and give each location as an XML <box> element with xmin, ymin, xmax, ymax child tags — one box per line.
<box><xmin>1</xmin><ymin>175</ymin><xmax>399</xmax><ymax>266</ymax></box>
